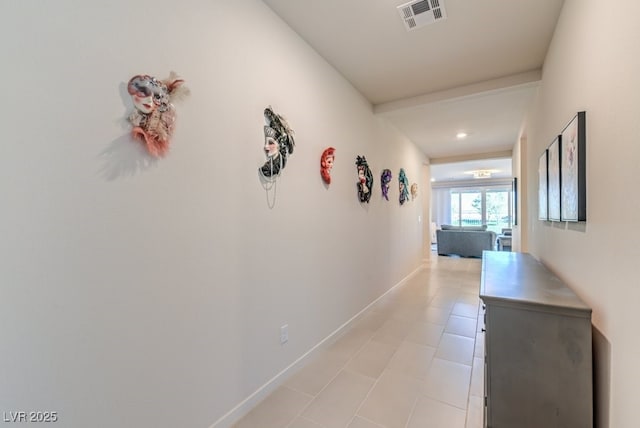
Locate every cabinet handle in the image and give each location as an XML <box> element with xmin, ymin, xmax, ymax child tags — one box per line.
<box><xmin>481</xmin><ymin>328</ymin><xmax>486</xmax><ymax>332</ymax></box>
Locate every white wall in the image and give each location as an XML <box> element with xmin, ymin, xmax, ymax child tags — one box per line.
<box><xmin>511</xmin><ymin>135</ymin><xmax>526</xmax><ymax>252</ymax></box>
<box><xmin>431</xmin><ymin>187</ymin><xmax>452</xmax><ymax>228</ymax></box>
<box><xmin>527</xmin><ymin>1</ymin><xmax>640</xmax><ymax>426</ymax></box>
<box><xmin>0</xmin><ymin>1</ymin><xmax>427</xmax><ymax>427</ymax></box>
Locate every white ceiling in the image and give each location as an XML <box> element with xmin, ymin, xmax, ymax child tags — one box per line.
<box><xmin>262</xmin><ymin>0</ymin><xmax>565</xmax><ymax>181</ymax></box>
<box><xmin>430</xmin><ymin>158</ymin><xmax>513</xmax><ymax>184</ymax></box>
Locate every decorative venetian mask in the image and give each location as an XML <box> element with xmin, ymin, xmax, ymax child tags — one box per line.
<box><xmin>381</xmin><ymin>169</ymin><xmax>392</xmax><ymax>201</ymax></box>
<box><xmin>399</xmin><ymin>168</ymin><xmax>410</xmax><ymax>205</ymax></box>
<box><xmin>320</xmin><ymin>147</ymin><xmax>336</xmax><ymax>185</ymax></box>
<box><xmin>355</xmin><ymin>156</ymin><xmax>373</xmax><ymax>203</ymax></box>
<box><xmin>126</xmin><ymin>72</ymin><xmax>188</xmax><ymax>157</ymax></box>
<box><xmin>259</xmin><ymin>106</ymin><xmax>295</xmax><ymax>179</ymax></box>
<box><xmin>411</xmin><ymin>183</ymin><xmax>418</xmax><ymax>200</ymax></box>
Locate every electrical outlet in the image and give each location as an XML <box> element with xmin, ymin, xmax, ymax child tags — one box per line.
<box><xmin>280</xmin><ymin>324</ymin><xmax>289</xmax><ymax>345</ymax></box>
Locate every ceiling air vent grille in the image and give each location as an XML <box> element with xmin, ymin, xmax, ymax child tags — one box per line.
<box><xmin>397</xmin><ymin>0</ymin><xmax>447</xmax><ymax>31</ymax></box>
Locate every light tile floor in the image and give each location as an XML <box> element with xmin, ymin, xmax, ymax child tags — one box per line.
<box><xmin>234</xmin><ymin>255</ymin><xmax>484</xmax><ymax>428</ymax></box>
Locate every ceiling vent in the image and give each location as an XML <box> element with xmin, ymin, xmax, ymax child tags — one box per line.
<box><xmin>397</xmin><ymin>0</ymin><xmax>447</xmax><ymax>31</ymax></box>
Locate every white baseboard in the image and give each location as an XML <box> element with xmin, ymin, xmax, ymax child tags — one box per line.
<box><xmin>209</xmin><ymin>264</ymin><xmax>425</xmax><ymax>428</ymax></box>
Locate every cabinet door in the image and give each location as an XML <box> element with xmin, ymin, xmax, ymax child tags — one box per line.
<box><xmin>481</xmin><ymin>303</ymin><xmax>488</xmax><ymax>428</ymax></box>
<box><xmin>485</xmin><ymin>303</ymin><xmax>592</xmax><ymax>428</ymax></box>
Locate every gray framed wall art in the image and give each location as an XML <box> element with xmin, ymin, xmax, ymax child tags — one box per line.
<box><xmin>538</xmin><ymin>150</ymin><xmax>548</xmax><ymax>221</ymax></box>
<box><xmin>547</xmin><ymin>137</ymin><xmax>561</xmax><ymax>222</ymax></box>
<box><xmin>560</xmin><ymin>111</ymin><xmax>587</xmax><ymax>221</ymax></box>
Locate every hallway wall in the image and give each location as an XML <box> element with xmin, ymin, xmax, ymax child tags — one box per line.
<box><xmin>511</xmin><ymin>135</ymin><xmax>527</xmax><ymax>253</ymax></box>
<box><xmin>0</xmin><ymin>1</ymin><xmax>427</xmax><ymax>427</ymax></box>
<box><xmin>526</xmin><ymin>0</ymin><xmax>640</xmax><ymax>426</ymax></box>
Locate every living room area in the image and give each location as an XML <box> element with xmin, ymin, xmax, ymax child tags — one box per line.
<box><xmin>430</xmin><ymin>157</ymin><xmax>516</xmax><ymax>257</ymax></box>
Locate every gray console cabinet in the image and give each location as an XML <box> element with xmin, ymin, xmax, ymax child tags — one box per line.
<box><xmin>480</xmin><ymin>252</ymin><xmax>592</xmax><ymax>428</ymax></box>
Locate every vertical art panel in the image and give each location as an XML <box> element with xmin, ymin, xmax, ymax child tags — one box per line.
<box><xmin>512</xmin><ymin>177</ymin><xmax>518</xmax><ymax>226</ymax></box>
<box><xmin>538</xmin><ymin>150</ymin><xmax>549</xmax><ymax>221</ymax></box>
<box><xmin>547</xmin><ymin>137</ymin><xmax>561</xmax><ymax>222</ymax></box>
<box><xmin>560</xmin><ymin>111</ymin><xmax>587</xmax><ymax>221</ymax></box>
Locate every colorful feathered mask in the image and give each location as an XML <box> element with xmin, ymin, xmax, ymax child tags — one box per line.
<box><xmin>127</xmin><ymin>72</ymin><xmax>189</xmax><ymax>157</ymax></box>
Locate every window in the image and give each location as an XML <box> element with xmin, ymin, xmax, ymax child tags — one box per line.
<box><xmin>486</xmin><ymin>189</ymin><xmax>511</xmax><ymax>231</ymax></box>
<box><xmin>448</xmin><ymin>185</ymin><xmax>513</xmax><ymax>233</ymax></box>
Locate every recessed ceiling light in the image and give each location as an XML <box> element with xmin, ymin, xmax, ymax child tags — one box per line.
<box><xmin>456</xmin><ymin>132</ymin><xmax>467</xmax><ymax>139</ymax></box>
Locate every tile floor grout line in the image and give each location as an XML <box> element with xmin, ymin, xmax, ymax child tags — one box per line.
<box><xmin>342</xmin><ymin>306</ymin><xmax>434</xmax><ymax>428</ymax></box>
<box><xmin>344</xmin><ymin>412</ymin><xmax>387</xmax><ymax>428</ymax></box>
<box><xmin>346</xmin><ymin>299</ymin><xmax>448</xmax><ymax>427</ymax></box>
<box><xmin>341</xmin><ymin>319</ymin><xmax>410</xmax><ymax>427</ymax></box>
<box><xmin>421</xmin><ymin>394</ymin><xmax>472</xmax><ymax>413</ymax></box>
<box><xmin>344</xmin><ymin>363</ymin><xmax>407</xmax><ymax>428</ymax></box>
<box><xmin>402</xmin><ymin>396</ymin><xmax>421</xmax><ymax>428</ymax></box>
<box><xmin>286</xmin><ymin>303</ymin><xmax>407</xmax><ymax>428</ymax></box>
<box><xmin>284</xmin><ymin>333</ymin><xmax>376</xmax><ymax>428</ymax></box>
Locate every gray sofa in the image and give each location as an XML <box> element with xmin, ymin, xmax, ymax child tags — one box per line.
<box><xmin>436</xmin><ymin>225</ymin><xmax>496</xmax><ymax>258</ymax></box>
